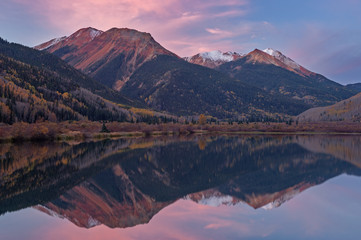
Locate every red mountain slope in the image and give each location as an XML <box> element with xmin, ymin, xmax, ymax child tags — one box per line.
<box><xmin>35</xmin><ymin>27</ymin><xmax>178</xmax><ymax>90</ymax></box>
<box><xmin>262</xmin><ymin>48</ymin><xmax>315</xmax><ymax>77</ymax></box>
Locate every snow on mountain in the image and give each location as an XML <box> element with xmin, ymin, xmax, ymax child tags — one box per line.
<box><xmin>200</xmin><ymin>50</ymin><xmax>234</xmax><ymax>62</ymax></box>
<box><xmin>185</xmin><ymin>50</ymin><xmax>244</xmax><ymax>68</ymax></box>
<box><xmin>262</xmin><ymin>48</ymin><xmax>300</xmax><ymax>70</ymax></box>
<box><xmin>89</xmin><ymin>28</ymin><xmax>103</xmax><ymax>40</ymax></box>
<box><xmin>196</xmin><ymin>195</ymin><xmax>235</xmax><ymax>207</ymax></box>
<box><xmin>261</xmin><ymin>185</ymin><xmax>303</xmax><ymax>210</ymax></box>
<box><xmin>36</xmin><ymin>36</ymin><xmax>67</xmax><ymax>51</ymax></box>
<box><xmin>35</xmin><ymin>27</ymin><xmax>104</xmax><ymax>52</ymax></box>
<box><xmin>263</xmin><ymin>48</ymin><xmax>276</xmax><ymax>57</ymax></box>
<box><xmin>185</xmin><ymin>189</ymin><xmax>244</xmax><ymax>207</ymax></box>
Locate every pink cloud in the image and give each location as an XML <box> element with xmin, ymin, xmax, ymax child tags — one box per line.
<box><xmin>12</xmin><ymin>0</ymin><xmax>257</xmax><ymax>56</ymax></box>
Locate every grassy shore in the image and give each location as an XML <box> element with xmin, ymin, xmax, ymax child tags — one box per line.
<box><xmin>1</xmin><ymin>121</ymin><xmax>361</xmax><ymax>142</ymax></box>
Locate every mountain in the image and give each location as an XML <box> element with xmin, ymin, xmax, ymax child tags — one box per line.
<box><xmin>346</xmin><ymin>83</ymin><xmax>361</xmax><ymax>92</ymax></box>
<box><xmin>218</xmin><ymin>49</ymin><xmax>357</xmax><ymax>107</ymax></box>
<box><xmin>36</xmin><ymin>27</ymin><xmax>355</xmax><ymax>119</ymax></box>
<box><xmin>120</xmin><ymin>54</ymin><xmax>308</xmax><ymax>119</ymax></box>
<box><xmin>35</xmin><ymin>27</ymin><xmax>178</xmax><ymax>90</ymax></box>
<box><xmin>38</xmin><ymin>29</ymin><xmax>309</xmax><ymax>119</ymax></box>
<box><xmin>184</xmin><ymin>50</ymin><xmax>244</xmax><ymax>68</ymax></box>
<box><xmin>296</xmin><ymin>92</ymin><xmax>361</xmax><ymax>122</ymax></box>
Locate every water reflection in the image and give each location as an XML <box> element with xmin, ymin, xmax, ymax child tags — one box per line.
<box><xmin>1</xmin><ymin>135</ymin><xmax>361</xmax><ymax>230</ymax></box>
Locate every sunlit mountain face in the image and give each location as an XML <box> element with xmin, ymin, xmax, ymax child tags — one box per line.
<box><xmin>1</xmin><ymin>135</ymin><xmax>361</xmax><ymax>230</ymax></box>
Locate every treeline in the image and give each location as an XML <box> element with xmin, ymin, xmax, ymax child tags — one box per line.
<box><xmin>0</xmin><ymin>55</ymin><xmax>131</xmax><ymax>123</ymax></box>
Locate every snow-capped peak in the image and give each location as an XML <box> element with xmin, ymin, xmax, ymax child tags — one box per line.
<box><xmin>184</xmin><ymin>50</ymin><xmax>244</xmax><ymax>68</ymax></box>
<box><xmin>262</xmin><ymin>48</ymin><xmax>301</xmax><ymax>70</ymax></box>
<box><xmin>185</xmin><ymin>194</ymin><xmax>236</xmax><ymax>207</ymax></box>
<box><xmin>263</xmin><ymin>48</ymin><xmax>277</xmax><ymax>56</ymax></box>
<box><xmin>200</xmin><ymin>50</ymin><xmax>234</xmax><ymax>62</ymax></box>
<box><xmin>73</xmin><ymin>27</ymin><xmax>103</xmax><ymax>40</ymax></box>
<box><xmin>261</xmin><ymin>187</ymin><xmax>302</xmax><ymax>210</ymax></box>
<box><xmin>89</xmin><ymin>29</ymin><xmax>103</xmax><ymax>40</ymax></box>
<box><xmin>197</xmin><ymin>195</ymin><xmax>234</xmax><ymax>207</ymax></box>
<box><xmin>36</xmin><ymin>36</ymin><xmax>67</xmax><ymax>51</ymax></box>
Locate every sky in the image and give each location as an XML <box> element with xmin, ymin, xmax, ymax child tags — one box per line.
<box><xmin>1</xmin><ymin>0</ymin><xmax>361</xmax><ymax>84</ymax></box>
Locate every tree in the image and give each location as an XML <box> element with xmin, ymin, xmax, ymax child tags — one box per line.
<box><xmin>198</xmin><ymin>114</ymin><xmax>207</xmax><ymax>125</ymax></box>
<box><xmin>100</xmin><ymin>122</ymin><xmax>110</xmax><ymax>133</ymax></box>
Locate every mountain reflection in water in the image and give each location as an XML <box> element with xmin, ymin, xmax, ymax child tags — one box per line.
<box><xmin>1</xmin><ymin>135</ymin><xmax>361</xmax><ymax>229</ymax></box>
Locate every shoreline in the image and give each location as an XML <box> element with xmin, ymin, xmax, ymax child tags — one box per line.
<box><xmin>1</xmin><ymin>121</ymin><xmax>361</xmax><ymax>143</ymax></box>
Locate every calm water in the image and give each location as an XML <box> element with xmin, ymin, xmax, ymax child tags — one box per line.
<box><xmin>1</xmin><ymin>135</ymin><xmax>361</xmax><ymax>239</ymax></box>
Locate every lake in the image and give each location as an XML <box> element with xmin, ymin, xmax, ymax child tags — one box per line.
<box><xmin>1</xmin><ymin>135</ymin><xmax>361</xmax><ymax>239</ymax></box>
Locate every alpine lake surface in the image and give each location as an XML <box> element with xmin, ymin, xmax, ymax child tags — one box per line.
<box><xmin>1</xmin><ymin>134</ymin><xmax>361</xmax><ymax>240</ymax></box>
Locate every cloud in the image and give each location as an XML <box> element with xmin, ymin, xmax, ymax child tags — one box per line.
<box><xmin>206</xmin><ymin>28</ymin><xmax>234</xmax><ymax>37</ymax></box>
<box><xmin>277</xmin><ymin>23</ymin><xmax>361</xmax><ymax>83</ymax></box>
<box><xmin>10</xmin><ymin>0</ymin><xmax>253</xmax><ymax>56</ymax></box>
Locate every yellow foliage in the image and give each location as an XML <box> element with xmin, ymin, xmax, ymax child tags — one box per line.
<box><xmin>129</xmin><ymin>141</ymin><xmax>154</xmax><ymax>150</ymax></box>
<box><xmin>198</xmin><ymin>114</ymin><xmax>207</xmax><ymax>125</ymax></box>
<box><xmin>62</xmin><ymin>92</ymin><xmax>70</xmax><ymax>99</ymax></box>
<box><xmin>130</xmin><ymin>107</ymin><xmax>154</xmax><ymax>116</ymax></box>
<box><xmin>198</xmin><ymin>139</ymin><xmax>207</xmax><ymax>150</ymax></box>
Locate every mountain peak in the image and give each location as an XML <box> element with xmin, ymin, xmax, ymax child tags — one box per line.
<box><xmin>246</xmin><ymin>48</ymin><xmax>314</xmax><ymax>77</ymax></box>
<box><xmin>246</xmin><ymin>48</ymin><xmax>282</xmax><ymax>64</ymax></box>
<box><xmin>69</xmin><ymin>27</ymin><xmax>104</xmax><ymax>41</ymax></box>
<box><xmin>34</xmin><ymin>27</ymin><xmax>103</xmax><ymax>51</ymax></box>
<box><xmin>184</xmin><ymin>50</ymin><xmax>244</xmax><ymax>68</ymax></box>
<box><xmin>262</xmin><ymin>48</ymin><xmax>314</xmax><ymax>77</ymax></box>
<box><xmin>262</xmin><ymin>47</ymin><xmax>276</xmax><ymax>54</ymax></box>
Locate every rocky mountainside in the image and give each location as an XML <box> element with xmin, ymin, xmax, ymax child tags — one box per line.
<box><xmin>218</xmin><ymin>49</ymin><xmax>356</xmax><ymax>107</ymax></box>
<box><xmin>35</xmin><ymin>27</ymin><xmax>178</xmax><ymax>90</ymax></box>
<box><xmin>297</xmin><ymin>92</ymin><xmax>361</xmax><ymax>122</ymax></box>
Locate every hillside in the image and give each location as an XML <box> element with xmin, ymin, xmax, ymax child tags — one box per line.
<box><xmin>121</xmin><ymin>54</ymin><xmax>308</xmax><ymax>119</ymax></box>
<box><xmin>35</xmin><ymin>27</ymin><xmax>178</xmax><ymax>90</ymax></box>
<box><xmin>346</xmin><ymin>83</ymin><xmax>361</xmax><ymax>92</ymax></box>
<box><xmin>0</xmin><ymin>54</ymin><xmax>134</xmax><ymax>123</ymax></box>
<box><xmin>297</xmin><ymin>92</ymin><xmax>361</xmax><ymax>122</ymax></box>
<box><xmin>218</xmin><ymin>49</ymin><xmax>356</xmax><ymax>107</ymax></box>
<box><xmin>0</xmin><ymin>37</ymin><xmax>138</xmax><ymax>107</ymax></box>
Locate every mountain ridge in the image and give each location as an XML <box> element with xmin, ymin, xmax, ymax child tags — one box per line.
<box><xmin>35</xmin><ymin>27</ymin><xmax>178</xmax><ymax>90</ymax></box>
<box><xmin>34</xmin><ymin>27</ymin><xmax>359</xmax><ymax>120</ymax></box>
<box><xmin>297</xmin><ymin>92</ymin><xmax>361</xmax><ymax>122</ymax></box>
